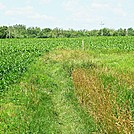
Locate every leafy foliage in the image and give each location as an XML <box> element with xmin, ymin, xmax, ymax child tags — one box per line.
<box><xmin>1</xmin><ymin>24</ymin><xmax>134</xmax><ymax>39</ymax></box>
<box><xmin>1</xmin><ymin>37</ymin><xmax>134</xmax><ymax>91</ymax></box>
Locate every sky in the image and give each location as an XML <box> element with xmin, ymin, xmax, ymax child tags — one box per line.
<box><xmin>0</xmin><ymin>0</ymin><xmax>134</xmax><ymax>30</ymax></box>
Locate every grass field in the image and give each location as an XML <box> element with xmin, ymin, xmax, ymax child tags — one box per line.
<box><xmin>0</xmin><ymin>37</ymin><xmax>134</xmax><ymax>133</ymax></box>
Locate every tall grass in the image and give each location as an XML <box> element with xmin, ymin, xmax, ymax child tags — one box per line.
<box><xmin>72</xmin><ymin>68</ymin><xmax>133</xmax><ymax>133</ymax></box>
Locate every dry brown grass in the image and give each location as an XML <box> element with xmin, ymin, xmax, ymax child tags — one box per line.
<box><xmin>47</xmin><ymin>49</ymin><xmax>92</xmax><ymax>62</ymax></box>
<box><xmin>72</xmin><ymin>68</ymin><xmax>133</xmax><ymax>134</ymax></box>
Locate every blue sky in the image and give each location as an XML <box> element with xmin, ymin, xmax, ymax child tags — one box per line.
<box><xmin>0</xmin><ymin>0</ymin><xmax>134</xmax><ymax>30</ymax></box>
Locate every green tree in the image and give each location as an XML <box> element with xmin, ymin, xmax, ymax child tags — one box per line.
<box><xmin>89</xmin><ymin>30</ymin><xmax>98</xmax><ymax>36</ymax></box>
<box><xmin>12</xmin><ymin>24</ymin><xmax>27</xmax><ymax>38</ymax></box>
<box><xmin>98</xmin><ymin>28</ymin><xmax>111</xmax><ymax>36</ymax></box>
<box><xmin>117</xmin><ymin>28</ymin><xmax>126</xmax><ymax>36</ymax></box>
<box><xmin>127</xmin><ymin>28</ymin><xmax>134</xmax><ymax>36</ymax></box>
<box><xmin>102</xmin><ymin>28</ymin><xmax>111</xmax><ymax>36</ymax></box>
<box><xmin>40</xmin><ymin>28</ymin><xmax>52</xmax><ymax>38</ymax></box>
<box><xmin>27</xmin><ymin>27</ymin><xmax>41</xmax><ymax>38</ymax></box>
<box><xmin>0</xmin><ymin>26</ymin><xmax>8</xmax><ymax>38</ymax></box>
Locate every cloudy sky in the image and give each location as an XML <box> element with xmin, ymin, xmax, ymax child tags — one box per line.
<box><xmin>0</xmin><ymin>0</ymin><xmax>134</xmax><ymax>30</ymax></box>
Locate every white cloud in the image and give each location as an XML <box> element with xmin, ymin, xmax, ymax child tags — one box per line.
<box><xmin>63</xmin><ymin>0</ymin><xmax>127</xmax><ymax>24</ymax></box>
<box><xmin>5</xmin><ymin>6</ymin><xmax>34</xmax><ymax>16</ymax></box>
<box><xmin>4</xmin><ymin>5</ymin><xmax>56</xmax><ymax>27</ymax></box>
<box><xmin>25</xmin><ymin>0</ymin><xmax>51</xmax><ymax>5</ymax></box>
<box><xmin>5</xmin><ymin>6</ymin><xmax>49</xmax><ymax>19</ymax></box>
<box><xmin>113</xmin><ymin>7</ymin><xmax>126</xmax><ymax>17</ymax></box>
<box><xmin>40</xmin><ymin>0</ymin><xmax>51</xmax><ymax>3</ymax></box>
<box><xmin>91</xmin><ymin>1</ymin><xmax>127</xmax><ymax>17</ymax></box>
<box><xmin>63</xmin><ymin>0</ymin><xmax>102</xmax><ymax>23</ymax></box>
<box><xmin>28</xmin><ymin>13</ymin><xmax>55</xmax><ymax>21</ymax></box>
<box><xmin>63</xmin><ymin>0</ymin><xmax>81</xmax><ymax>12</ymax></box>
<box><xmin>91</xmin><ymin>2</ymin><xmax>109</xmax><ymax>9</ymax></box>
<box><xmin>0</xmin><ymin>2</ymin><xmax>6</xmax><ymax>10</ymax></box>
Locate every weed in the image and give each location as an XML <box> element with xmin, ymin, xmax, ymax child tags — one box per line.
<box><xmin>72</xmin><ymin>68</ymin><xmax>133</xmax><ymax>134</ymax></box>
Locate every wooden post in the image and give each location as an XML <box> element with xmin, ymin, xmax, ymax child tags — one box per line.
<box><xmin>8</xmin><ymin>27</ymin><xmax>10</xmax><ymax>38</ymax></box>
<box><xmin>82</xmin><ymin>40</ymin><xmax>84</xmax><ymax>50</ymax></box>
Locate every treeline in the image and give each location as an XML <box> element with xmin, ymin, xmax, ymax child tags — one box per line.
<box><xmin>0</xmin><ymin>24</ymin><xmax>134</xmax><ymax>38</ymax></box>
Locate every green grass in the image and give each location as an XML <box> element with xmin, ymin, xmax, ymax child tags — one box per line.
<box><xmin>0</xmin><ymin>37</ymin><xmax>134</xmax><ymax>133</ymax></box>
<box><xmin>0</xmin><ymin>50</ymin><xmax>96</xmax><ymax>134</ymax></box>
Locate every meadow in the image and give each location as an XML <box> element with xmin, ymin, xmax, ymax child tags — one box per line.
<box><xmin>0</xmin><ymin>37</ymin><xmax>134</xmax><ymax>133</ymax></box>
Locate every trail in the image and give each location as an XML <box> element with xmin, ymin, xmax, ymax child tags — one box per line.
<box><xmin>48</xmin><ymin>64</ymin><xmax>87</xmax><ymax>134</ymax></box>
<box><xmin>1</xmin><ymin>49</ymin><xmax>95</xmax><ymax>134</ymax></box>
<box><xmin>39</xmin><ymin>51</ymin><xmax>95</xmax><ymax>133</ymax></box>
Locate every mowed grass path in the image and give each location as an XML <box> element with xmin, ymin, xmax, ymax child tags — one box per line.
<box><xmin>0</xmin><ymin>49</ymin><xmax>96</xmax><ymax>134</ymax></box>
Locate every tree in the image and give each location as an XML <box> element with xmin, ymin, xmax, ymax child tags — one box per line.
<box><xmin>117</xmin><ymin>28</ymin><xmax>126</xmax><ymax>36</ymax></box>
<box><xmin>127</xmin><ymin>28</ymin><xmax>134</xmax><ymax>36</ymax></box>
<box><xmin>102</xmin><ymin>28</ymin><xmax>111</xmax><ymax>36</ymax></box>
<box><xmin>51</xmin><ymin>28</ymin><xmax>60</xmax><ymax>38</ymax></box>
<box><xmin>1</xmin><ymin>24</ymin><xmax>134</xmax><ymax>38</ymax></box>
<box><xmin>89</xmin><ymin>30</ymin><xmax>98</xmax><ymax>36</ymax></box>
<box><xmin>113</xmin><ymin>30</ymin><xmax>118</xmax><ymax>36</ymax></box>
<box><xmin>40</xmin><ymin>28</ymin><xmax>52</xmax><ymax>38</ymax></box>
<box><xmin>63</xmin><ymin>30</ymin><xmax>71</xmax><ymax>38</ymax></box>
<box><xmin>27</xmin><ymin>27</ymin><xmax>41</xmax><ymax>38</ymax></box>
<box><xmin>98</xmin><ymin>28</ymin><xmax>111</xmax><ymax>36</ymax></box>
<box><xmin>12</xmin><ymin>24</ymin><xmax>27</xmax><ymax>38</ymax></box>
<box><xmin>5</xmin><ymin>25</ymin><xmax>27</xmax><ymax>38</ymax></box>
<box><xmin>0</xmin><ymin>26</ymin><xmax>8</xmax><ymax>38</ymax></box>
